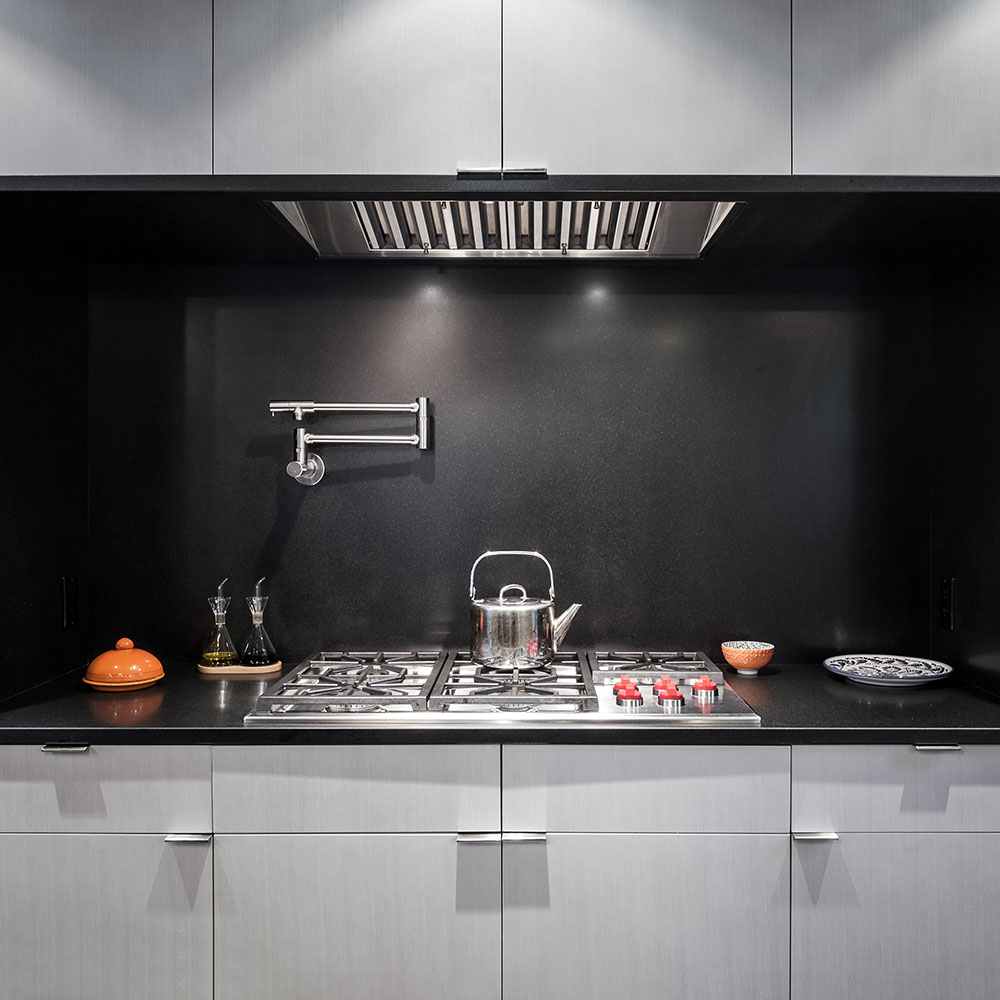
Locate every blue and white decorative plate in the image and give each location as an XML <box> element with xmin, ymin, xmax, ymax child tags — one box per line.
<box><xmin>823</xmin><ymin>654</ymin><xmax>954</xmax><ymax>687</ymax></box>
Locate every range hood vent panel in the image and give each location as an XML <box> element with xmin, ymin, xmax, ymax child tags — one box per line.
<box><xmin>270</xmin><ymin>199</ymin><xmax>738</xmax><ymax>259</ymax></box>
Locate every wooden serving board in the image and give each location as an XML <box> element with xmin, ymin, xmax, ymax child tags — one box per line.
<box><xmin>197</xmin><ymin>661</ymin><xmax>283</xmax><ymax>676</ymax></box>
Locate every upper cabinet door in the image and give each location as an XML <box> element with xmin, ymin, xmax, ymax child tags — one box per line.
<box><xmin>501</xmin><ymin>0</ymin><xmax>791</xmax><ymax>175</ymax></box>
<box><xmin>214</xmin><ymin>0</ymin><xmax>502</xmax><ymax>175</ymax></box>
<box><xmin>794</xmin><ymin>0</ymin><xmax>1000</xmax><ymax>175</ymax></box>
<box><xmin>0</xmin><ymin>0</ymin><xmax>211</xmax><ymax>175</ymax></box>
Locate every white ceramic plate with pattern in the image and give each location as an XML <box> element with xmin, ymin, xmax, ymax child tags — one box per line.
<box><xmin>823</xmin><ymin>654</ymin><xmax>954</xmax><ymax>687</ymax></box>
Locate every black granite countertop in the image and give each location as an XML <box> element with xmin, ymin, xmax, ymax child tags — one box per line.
<box><xmin>1</xmin><ymin>660</ymin><xmax>999</xmax><ymax>744</ymax></box>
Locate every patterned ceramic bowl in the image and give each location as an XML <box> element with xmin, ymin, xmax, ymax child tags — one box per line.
<box><xmin>721</xmin><ymin>641</ymin><xmax>774</xmax><ymax>675</ymax></box>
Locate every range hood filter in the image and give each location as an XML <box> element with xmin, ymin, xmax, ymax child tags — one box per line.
<box><xmin>270</xmin><ymin>199</ymin><xmax>738</xmax><ymax>260</ymax></box>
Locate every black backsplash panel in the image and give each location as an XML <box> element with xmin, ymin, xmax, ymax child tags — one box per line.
<box><xmin>87</xmin><ymin>264</ymin><xmax>932</xmax><ymax>666</ymax></box>
<box><xmin>932</xmin><ymin>265</ymin><xmax>1000</xmax><ymax>696</ymax></box>
<box><xmin>0</xmin><ymin>262</ymin><xmax>89</xmax><ymax>691</ymax></box>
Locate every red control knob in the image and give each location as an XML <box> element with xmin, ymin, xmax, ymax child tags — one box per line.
<box><xmin>692</xmin><ymin>674</ymin><xmax>718</xmax><ymax>703</ymax></box>
<box><xmin>616</xmin><ymin>685</ymin><xmax>643</xmax><ymax>708</ymax></box>
<box><xmin>653</xmin><ymin>675</ymin><xmax>674</xmax><ymax>693</ymax></box>
<box><xmin>657</xmin><ymin>686</ymin><xmax>683</xmax><ymax>701</ymax></box>
<box><xmin>613</xmin><ymin>675</ymin><xmax>633</xmax><ymax>691</ymax></box>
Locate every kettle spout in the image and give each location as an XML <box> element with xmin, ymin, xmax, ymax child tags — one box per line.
<box><xmin>552</xmin><ymin>604</ymin><xmax>582</xmax><ymax>650</ymax></box>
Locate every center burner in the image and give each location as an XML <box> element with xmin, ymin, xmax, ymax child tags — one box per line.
<box><xmin>428</xmin><ymin>652</ymin><xmax>597</xmax><ymax>713</ymax></box>
<box><xmin>254</xmin><ymin>651</ymin><xmax>442</xmax><ymax>715</ymax></box>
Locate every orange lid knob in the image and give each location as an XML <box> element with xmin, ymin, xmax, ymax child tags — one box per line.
<box><xmin>115</xmin><ymin>638</ymin><xmax>134</xmax><ymax>650</ymax></box>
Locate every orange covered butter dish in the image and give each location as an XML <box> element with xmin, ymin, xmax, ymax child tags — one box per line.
<box><xmin>84</xmin><ymin>638</ymin><xmax>164</xmax><ymax>691</ymax></box>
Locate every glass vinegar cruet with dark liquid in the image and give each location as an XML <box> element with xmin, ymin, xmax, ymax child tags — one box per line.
<box><xmin>243</xmin><ymin>576</ymin><xmax>278</xmax><ymax>667</ymax></box>
<box><xmin>199</xmin><ymin>578</ymin><xmax>240</xmax><ymax>667</ymax></box>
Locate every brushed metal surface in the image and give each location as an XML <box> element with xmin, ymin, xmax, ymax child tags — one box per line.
<box><xmin>213</xmin><ymin>744</ymin><xmax>500</xmax><ymax>832</ymax></box>
<box><xmin>794</xmin><ymin>0</ymin><xmax>1000</xmax><ymax>175</ymax></box>
<box><xmin>792</xmin><ymin>745</ymin><xmax>1000</xmax><ymax>832</ymax></box>
<box><xmin>0</xmin><ymin>0</ymin><xmax>211</xmax><ymax>174</ymax></box>
<box><xmin>792</xmin><ymin>833</ymin><xmax>1000</xmax><ymax>1000</ymax></box>
<box><xmin>502</xmin><ymin>745</ymin><xmax>790</xmax><ymax>833</ymax></box>
<box><xmin>0</xmin><ymin>834</ymin><xmax>212</xmax><ymax>999</ymax></box>
<box><xmin>214</xmin><ymin>0</ymin><xmax>502</xmax><ymax>174</ymax></box>
<box><xmin>502</xmin><ymin>0</ymin><xmax>790</xmax><ymax>174</ymax></box>
<box><xmin>0</xmin><ymin>745</ymin><xmax>212</xmax><ymax>833</ymax></box>
<box><xmin>215</xmin><ymin>834</ymin><xmax>501</xmax><ymax>1000</ymax></box>
<box><xmin>504</xmin><ymin>833</ymin><xmax>789</xmax><ymax>1000</ymax></box>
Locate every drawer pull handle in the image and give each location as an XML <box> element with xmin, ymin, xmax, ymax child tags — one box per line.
<box><xmin>41</xmin><ymin>744</ymin><xmax>90</xmax><ymax>753</ymax></box>
<box><xmin>792</xmin><ymin>832</ymin><xmax>839</xmax><ymax>841</ymax></box>
<box><xmin>164</xmin><ymin>834</ymin><xmax>213</xmax><ymax>844</ymax></box>
<box><xmin>456</xmin><ymin>833</ymin><xmax>548</xmax><ymax>844</ymax></box>
<box><xmin>914</xmin><ymin>744</ymin><xmax>963</xmax><ymax>752</ymax></box>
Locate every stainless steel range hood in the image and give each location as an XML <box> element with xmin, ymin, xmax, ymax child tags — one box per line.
<box><xmin>269</xmin><ymin>199</ymin><xmax>739</xmax><ymax>259</ymax></box>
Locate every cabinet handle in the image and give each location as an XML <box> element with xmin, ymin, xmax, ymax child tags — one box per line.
<box><xmin>792</xmin><ymin>832</ymin><xmax>839</xmax><ymax>841</ymax></box>
<box><xmin>164</xmin><ymin>834</ymin><xmax>213</xmax><ymax>843</ymax></box>
<box><xmin>41</xmin><ymin>744</ymin><xmax>90</xmax><ymax>753</ymax></box>
<box><xmin>455</xmin><ymin>833</ymin><xmax>548</xmax><ymax>843</ymax></box>
<box><xmin>914</xmin><ymin>744</ymin><xmax>963</xmax><ymax>752</ymax></box>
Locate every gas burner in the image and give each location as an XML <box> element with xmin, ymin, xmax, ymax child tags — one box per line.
<box><xmin>254</xmin><ymin>651</ymin><xmax>443</xmax><ymax>715</ymax></box>
<box><xmin>428</xmin><ymin>652</ymin><xmax>598</xmax><ymax>713</ymax></box>
<box><xmin>589</xmin><ymin>650</ymin><xmax>722</xmax><ymax>685</ymax></box>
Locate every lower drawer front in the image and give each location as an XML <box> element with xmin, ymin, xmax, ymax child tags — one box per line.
<box><xmin>792</xmin><ymin>833</ymin><xmax>1000</xmax><ymax>1000</ymax></box>
<box><xmin>502</xmin><ymin>745</ymin><xmax>790</xmax><ymax>832</ymax></box>
<box><xmin>0</xmin><ymin>834</ymin><xmax>212</xmax><ymax>1000</ymax></box>
<box><xmin>792</xmin><ymin>744</ymin><xmax>1000</xmax><ymax>832</ymax></box>
<box><xmin>0</xmin><ymin>744</ymin><xmax>212</xmax><ymax>833</ymax></box>
<box><xmin>214</xmin><ymin>834</ymin><xmax>500</xmax><ymax>1000</ymax></box>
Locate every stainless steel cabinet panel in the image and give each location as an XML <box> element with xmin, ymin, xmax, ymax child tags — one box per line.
<box><xmin>794</xmin><ymin>0</ymin><xmax>1000</xmax><ymax>174</ymax></box>
<box><xmin>215</xmin><ymin>834</ymin><xmax>501</xmax><ymax>1000</ymax></box>
<box><xmin>502</xmin><ymin>0</ymin><xmax>790</xmax><ymax>174</ymax></box>
<box><xmin>792</xmin><ymin>833</ymin><xmax>1000</xmax><ymax>1000</ymax></box>
<box><xmin>0</xmin><ymin>0</ymin><xmax>211</xmax><ymax>174</ymax></box>
<box><xmin>504</xmin><ymin>833</ymin><xmax>789</xmax><ymax>1000</ymax></box>
<box><xmin>0</xmin><ymin>745</ymin><xmax>212</xmax><ymax>833</ymax></box>
<box><xmin>503</xmin><ymin>745</ymin><xmax>790</xmax><ymax>833</ymax></box>
<box><xmin>792</xmin><ymin>745</ymin><xmax>1000</xmax><ymax>832</ymax></box>
<box><xmin>0</xmin><ymin>834</ymin><xmax>212</xmax><ymax>999</ymax></box>
<box><xmin>213</xmin><ymin>744</ymin><xmax>500</xmax><ymax>832</ymax></box>
<box><xmin>214</xmin><ymin>0</ymin><xmax>502</xmax><ymax>174</ymax></box>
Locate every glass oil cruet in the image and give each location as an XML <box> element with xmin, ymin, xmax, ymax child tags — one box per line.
<box><xmin>243</xmin><ymin>576</ymin><xmax>278</xmax><ymax>666</ymax></box>
<box><xmin>199</xmin><ymin>578</ymin><xmax>240</xmax><ymax>667</ymax></box>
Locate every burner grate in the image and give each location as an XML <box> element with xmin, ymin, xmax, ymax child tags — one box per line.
<box><xmin>428</xmin><ymin>652</ymin><xmax>598</xmax><ymax>712</ymax></box>
<box><xmin>255</xmin><ymin>651</ymin><xmax>444</xmax><ymax>713</ymax></box>
<box><xmin>589</xmin><ymin>650</ymin><xmax>722</xmax><ymax>685</ymax></box>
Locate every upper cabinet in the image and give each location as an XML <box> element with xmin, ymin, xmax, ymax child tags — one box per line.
<box><xmin>794</xmin><ymin>0</ymin><xmax>1000</xmax><ymax>175</ymax></box>
<box><xmin>0</xmin><ymin>0</ymin><xmax>211</xmax><ymax>175</ymax></box>
<box><xmin>501</xmin><ymin>0</ymin><xmax>791</xmax><ymax>175</ymax></box>
<box><xmin>214</xmin><ymin>0</ymin><xmax>502</xmax><ymax>175</ymax></box>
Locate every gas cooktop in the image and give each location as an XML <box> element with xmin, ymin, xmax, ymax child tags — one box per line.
<box><xmin>244</xmin><ymin>650</ymin><xmax>761</xmax><ymax>727</ymax></box>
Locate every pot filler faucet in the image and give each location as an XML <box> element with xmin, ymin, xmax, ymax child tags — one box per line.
<box><xmin>269</xmin><ymin>397</ymin><xmax>430</xmax><ymax>485</ymax></box>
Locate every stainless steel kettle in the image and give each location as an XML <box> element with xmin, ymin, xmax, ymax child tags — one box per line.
<box><xmin>469</xmin><ymin>550</ymin><xmax>581</xmax><ymax>666</ymax></box>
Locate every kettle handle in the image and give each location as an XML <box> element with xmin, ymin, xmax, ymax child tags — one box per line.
<box><xmin>470</xmin><ymin>551</ymin><xmax>555</xmax><ymax>600</ymax></box>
